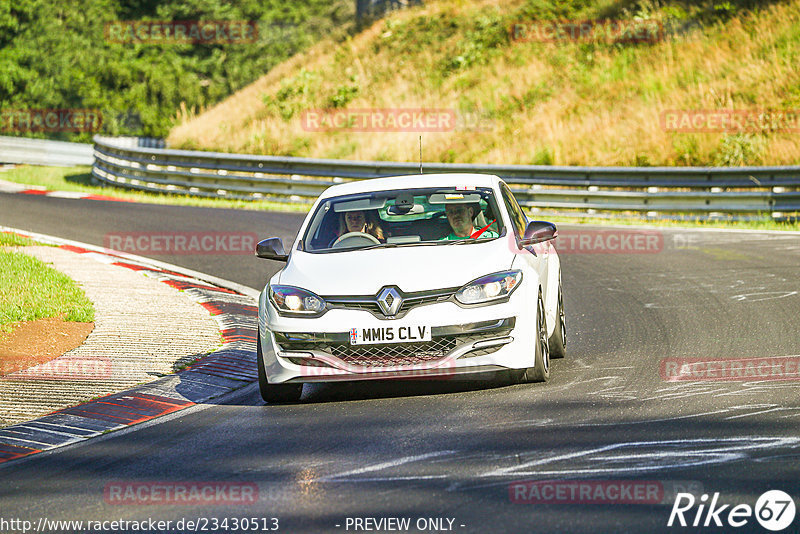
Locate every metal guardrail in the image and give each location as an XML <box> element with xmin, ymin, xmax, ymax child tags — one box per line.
<box><xmin>92</xmin><ymin>136</ymin><xmax>800</xmax><ymax>216</ymax></box>
<box><xmin>0</xmin><ymin>135</ymin><xmax>94</xmax><ymax>167</ymax></box>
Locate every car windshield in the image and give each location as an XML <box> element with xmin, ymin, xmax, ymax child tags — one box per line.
<box><xmin>301</xmin><ymin>186</ymin><xmax>505</xmax><ymax>252</ymax></box>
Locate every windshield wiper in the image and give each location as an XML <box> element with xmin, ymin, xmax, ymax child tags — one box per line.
<box><xmin>352</xmin><ymin>237</ymin><xmax>490</xmax><ymax>251</ymax></box>
<box><xmin>360</xmin><ymin>241</ymin><xmax>440</xmax><ymax>250</ymax></box>
<box><xmin>441</xmin><ymin>238</ymin><xmax>482</xmax><ymax>245</ymax></box>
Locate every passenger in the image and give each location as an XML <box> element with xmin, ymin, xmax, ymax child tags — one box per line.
<box><xmin>337</xmin><ymin>210</ymin><xmax>385</xmax><ymax>242</ymax></box>
<box><xmin>442</xmin><ymin>203</ymin><xmax>498</xmax><ymax>240</ymax></box>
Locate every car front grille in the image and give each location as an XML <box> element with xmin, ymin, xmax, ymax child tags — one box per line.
<box><xmin>332</xmin><ymin>336</ymin><xmax>462</xmax><ymax>368</ymax></box>
<box><xmin>325</xmin><ymin>287</ymin><xmax>457</xmax><ymax>318</ymax></box>
<box><xmin>279</xmin><ymin>335</ymin><xmax>482</xmax><ymax>368</ymax></box>
<box><xmin>275</xmin><ymin>318</ymin><xmax>514</xmax><ymax>369</ymax></box>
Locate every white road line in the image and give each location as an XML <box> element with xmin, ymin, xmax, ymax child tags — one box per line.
<box><xmin>483</xmin><ymin>437</ymin><xmax>800</xmax><ymax>478</ymax></box>
<box><xmin>324</xmin><ymin>475</ymin><xmax>449</xmax><ymax>483</ymax></box>
<box><xmin>46</xmin><ymin>191</ymin><xmax>90</xmax><ymax>199</ymax></box>
<box><xmin>481</xmin><ymin>409</ymin><xmax>733</xmax><ymax>430</ymax></box>
<box><xmin>725</xmin><ymin>407</ymin><xmax>795</xmax><ymax>420</ymax></box>
<box><xmin>318</xmin><ymin>450</ymin><xmax>456</xmax><ymax>482</ymax></box>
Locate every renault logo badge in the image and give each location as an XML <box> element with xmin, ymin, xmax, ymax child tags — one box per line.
<box><xmin>377</xmin><ymin>287</ymin><xmax>403</xmax><ymax>316</ymax></box>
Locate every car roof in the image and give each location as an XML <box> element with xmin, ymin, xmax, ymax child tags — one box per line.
<box><xmin>318</xmin><ymin>173</ymin><xmax>503</xmax><ymax>199</ymax></box>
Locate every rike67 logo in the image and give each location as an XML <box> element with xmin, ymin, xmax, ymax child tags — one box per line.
<box><xmin>668</xmin><ymin>490</ymin><xmax>796</xmax><ymax>531</ymax></box>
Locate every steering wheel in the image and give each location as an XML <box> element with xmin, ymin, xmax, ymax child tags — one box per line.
<box><xmin>331</xmin><ymin>232</ymin><xmax>381</xmax><ymax>249</ymax></box>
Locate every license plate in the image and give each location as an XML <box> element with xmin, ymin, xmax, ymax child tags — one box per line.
<box><xmin>349</xmin><ymin>326</ymin><xmax>431</xmax><ymax>345</ymax></box>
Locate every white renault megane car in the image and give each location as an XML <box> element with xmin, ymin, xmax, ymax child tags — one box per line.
<box><xmin>255</xmin><ymin>173</ymin><xmax>566</xmax><ymax>402</ymax></box>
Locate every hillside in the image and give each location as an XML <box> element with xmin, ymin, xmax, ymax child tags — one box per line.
<box><xmin>168</xmin><ymin>0</ymin><xmax>800</xmax><ymax>167</ymax></box>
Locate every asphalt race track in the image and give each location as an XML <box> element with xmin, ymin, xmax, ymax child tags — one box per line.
<box><xmin>2</xmin><ymin>192</ymin><xmax>800</xmax><ymax>533</ymax></box>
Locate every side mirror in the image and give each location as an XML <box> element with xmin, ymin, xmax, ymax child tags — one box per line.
<box><xmin>255</xmin><ymin>238</ymin><xmax>288</xmax><ymax>262</ymax></box>
<box><xmin>519</xmin><ymin>221</ymin><xmax>557</xmax><ymax>247</ymax></box>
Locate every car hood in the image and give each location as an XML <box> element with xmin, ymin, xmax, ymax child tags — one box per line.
<box><xmin>278</xmin><ymin>239</ymin><xmax>513</xmax><ymax>295</ymax></box>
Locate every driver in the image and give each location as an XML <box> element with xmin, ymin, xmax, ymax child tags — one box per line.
<box><xmin>442</xmin><ymin>203</ymin><xmax>498</xmax><ymax>240</ymax></box>
<box><xmin>337</xmin><ymin>210</ymin><xmax>385</xmax><ymax>242</ymax></box>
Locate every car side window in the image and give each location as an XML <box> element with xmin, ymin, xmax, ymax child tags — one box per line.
<box><xmin>500</xmin><ymin>184</ymin><xmax>527</xmax><ymax>239</ymax></box>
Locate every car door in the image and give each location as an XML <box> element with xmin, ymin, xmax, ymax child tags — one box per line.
<box><xmin>499</xmin><ymin>182</ymin><xmax>556</xmax><ymax>329</ymax></box>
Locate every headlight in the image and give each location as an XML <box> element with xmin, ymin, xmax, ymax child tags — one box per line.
<box><xmin>269</xmin><ymin>285</ymin><xmax>326</xmax><ymax>316</ymax></box>
<box><xmin>455</xmin><ymin>270</ymin><xmax>522</xmax><ymax>305</ymax></box>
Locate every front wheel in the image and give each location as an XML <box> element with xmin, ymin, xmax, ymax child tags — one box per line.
<box><xmin>257</xmin><ymin>328</ymin><xmax>303</xmax><ymax>403</ymax></box>
<box><xmin>548</xmin><ymin>279</ymin><xmax>567</xmax><ymax>359</ymax></box>
<box><xmin>521</xmin><ymin>288</ymin><xmax>550</xmax><ymax>383</ymax></box>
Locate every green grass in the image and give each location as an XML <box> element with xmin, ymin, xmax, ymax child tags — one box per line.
<box><xmin>1</xmin><ymin>165</ymin><xmax>308</xmax><ymax>213</ymax></box>
<box><xmin>0</xmin><ymin>233</ymin><xmax>37</xmax><ymax>247</ymax></box>
<box><xmin>0</xmin><ymin>249</ymin><xmax>95</xmax><ymax>334</ymax></box>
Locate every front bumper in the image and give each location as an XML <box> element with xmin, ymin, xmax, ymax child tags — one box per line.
<box><xmin>259</xmin><ymin>290</ymin><xmax>538</xmax><ymax>383</ymax></box>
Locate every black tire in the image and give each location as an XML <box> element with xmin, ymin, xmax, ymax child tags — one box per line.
<box><xmin>548</xmin><ymin>279</ymin><xmax>567</xmax><ymax>359</ymax></box>
<box><xmin>257</xmin><ymin>328</ymin><xmax>303</xmax><ymax>403</ymax></box>
<box><xmin>521</xmin><ymin>289</ymin><xmax>550</xmax><ymax>383</ymax></box>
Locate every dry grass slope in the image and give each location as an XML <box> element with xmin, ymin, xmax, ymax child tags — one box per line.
<box><xmin>168</xmin><ymin>0</ymin><xmax>800</xmax><ymax>166</ymax></box>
